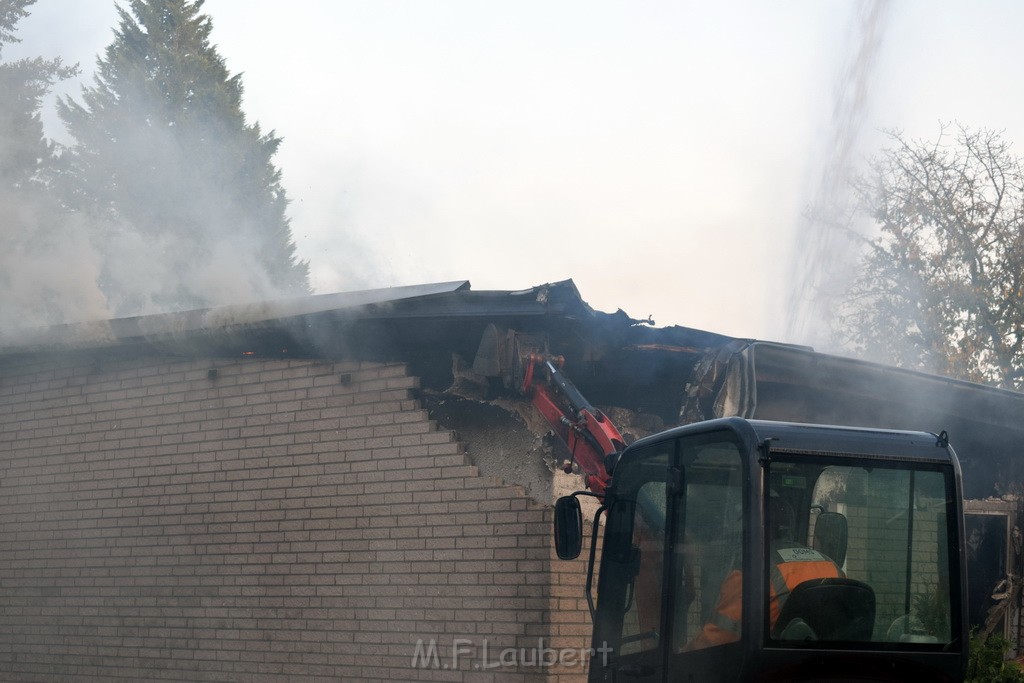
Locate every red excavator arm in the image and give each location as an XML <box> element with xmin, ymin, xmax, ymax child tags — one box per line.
<box><xmin>520</xmin><ymin>353</ymin><xmax>625</xmax><ymax>494</ymax></box>
<box><xmin>473</xmin><ymin>326</ymin><xmax>626</xmax><ymax>495</ymax></box>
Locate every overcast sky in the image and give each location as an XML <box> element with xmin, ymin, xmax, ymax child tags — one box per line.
<box><xmin>8</xmin><ymin>0</ymin><xmax>1024</xmax><ymax>343</ymax></box>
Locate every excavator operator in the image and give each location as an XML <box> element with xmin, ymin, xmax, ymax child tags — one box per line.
<box><xmin>684</xmin><ymin>494</ymin><xmax>842</xmax><ymax>650</ymax></box>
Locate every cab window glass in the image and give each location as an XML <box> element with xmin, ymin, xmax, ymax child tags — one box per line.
<box><xmin>767</xmin><ymin>460</ymin><xmax>954</xmax><ymax>647</ymax></box>
<box><xmin>674</xmin><ymin>438</ymin><xmax>745</xmax><ymax>652</ymax></box>
<box><xmin>619</xmin><ymin>480</ymin><xmax>667</xmax><ymax>656</ymax></box>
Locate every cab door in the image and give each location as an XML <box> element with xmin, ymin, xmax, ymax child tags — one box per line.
<box><xmin>591</xmin><ymin>430</ymin><xmax>749</xmax><ymax>682</ymax></box>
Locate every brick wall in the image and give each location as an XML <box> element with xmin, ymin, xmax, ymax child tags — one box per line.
<box><xmin>0</xmin><ymin>354</ymin><xmax>595</xmax><ymax>681</ymax></box>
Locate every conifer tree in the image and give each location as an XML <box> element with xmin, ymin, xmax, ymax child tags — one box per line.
<box><xmin>58</xmin><ymin>0</ymin><xmax>309</xmax><ymax>313</ymax></box>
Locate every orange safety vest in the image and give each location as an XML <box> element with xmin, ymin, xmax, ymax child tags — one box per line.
<box><xmin>686</xmin><ymin>545</ymin><xmax>841</xmax><ymax>650</ymax></box>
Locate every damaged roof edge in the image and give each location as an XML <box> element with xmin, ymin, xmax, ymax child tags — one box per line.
<box><xmin>362</xmin><ymin>279</ymin><xmax>604</xmax><ymax>322</ymax></box>
<box><xmin>0</xmin><ymin>280</ymin><xmax>472</xmax><ymax>355</ymax></box>
<box><xmin>0</xmin><ymin>279</ymin><xmax>621</xmax><ymax>357</ymax></box>
<box><xmin>749</xmin><ymin>340</ymin><xmax>1024</xmax><ymax>405</ymax></box>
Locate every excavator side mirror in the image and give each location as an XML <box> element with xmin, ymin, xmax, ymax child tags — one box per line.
<box><xmin>554</xmin><ymin>496</ymin><xmax>583</xmax><ymax>560</ymax></box>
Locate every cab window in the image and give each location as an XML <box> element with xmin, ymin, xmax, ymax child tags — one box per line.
<box><xmin>767</xmin><ymin>459</ymin><xmax>956</xmax><ymax>647</ymax></box>
<box><xmin>673</xmin><ymin>437</ymin><xmax>746</xmax><ymax>653</ymax></box>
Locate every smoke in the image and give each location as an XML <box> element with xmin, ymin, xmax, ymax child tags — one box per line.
<box><xmin>0</xmin><ymin>204</ymin><xmax>110</xmax><ymax>330</ymax></box>
<box><xmin>0</xmin><ymin>162</ymin><xmax>298</xmax><ymax>342</ymax></box>
<box><xmin>0</xmin><ymin>4</ymin><xmax>304</xmax><ymax>342</ymax></box>
<box><xmin>785</xmin><ymin>0</ymin><xmax>890</xmax><ymax>349</ymax></box>
<box><xmin>93</xmin><ymin>222</ymin><xmax>283</xmax><ymax>318</ymax></box>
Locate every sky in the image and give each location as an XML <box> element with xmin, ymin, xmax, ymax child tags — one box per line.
<box><xmin>7</xmin><ymin>0</ymin><xmax>1024</xmax><ymax>345</ymax></box>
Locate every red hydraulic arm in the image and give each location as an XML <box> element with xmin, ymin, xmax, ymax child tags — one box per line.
<box><xmin>519</xmin><ymin>353</ymin><xmax>626</xmax><ymax>496</ymax></box>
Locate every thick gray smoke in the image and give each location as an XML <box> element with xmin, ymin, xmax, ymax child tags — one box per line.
<box><xmin>785</xmin><ymin>0</ymin><xmax>890</xmax><ymax>349</ymax></box>
<box><xmin>0</xmin><ymin>170</ymin><xmax>296</xmax><ymax>340</ymax></box>
<box><xmin>0</xmin><ymin>208</ymin><xmax>109</xmax><ymax>329</ymax></box>
<box><xmin>0</xmin><ymin>6</ymin><xmax>303</xmax><ymax>342</ymax></box>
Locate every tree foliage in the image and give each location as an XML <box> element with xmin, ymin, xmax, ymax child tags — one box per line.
<box><xmin>0</xmin><ymin>0</ymin><xmax>74</xmax><ymax>190</ymax></box>
<box><xmin>967</xmin><ymin>631</ymin><xmax>1024</xmax><ymax>683</ymax></box>
<box><xmin>0</xmin><ymin>0</ymin><xmax>101</xmax><ymax>328</ymax></box>
<box><xmin>837</xmin><ymin>126</ymin><xmax>1024</xmax><ymax>389</ymax></box>
<box><xmin>57</xmin><ymin>0</ymin><xmax>309</xmax><ymax>314</ymax></box>
<box><xmin>0</xmin><ymin>0</ymin><xmax>29</xmax><ymax>46</ymax></box>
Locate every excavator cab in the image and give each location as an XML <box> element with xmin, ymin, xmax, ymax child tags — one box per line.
<box><xmin>558</xmin><ymin>417</ymin><xmax>967</xmax><ymax>682</ymax></box>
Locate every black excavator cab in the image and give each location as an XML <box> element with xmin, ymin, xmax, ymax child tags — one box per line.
<box><xmin>556</xmin><ymin>417</ymin><xmax>967</xmax><ymax>682</ymax></box>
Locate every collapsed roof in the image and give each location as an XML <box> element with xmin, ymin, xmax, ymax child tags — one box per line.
<box><xmin>2</xmin><ymin>279</ymin><xmax>1022</xmax><ymax>498</ymax></box>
